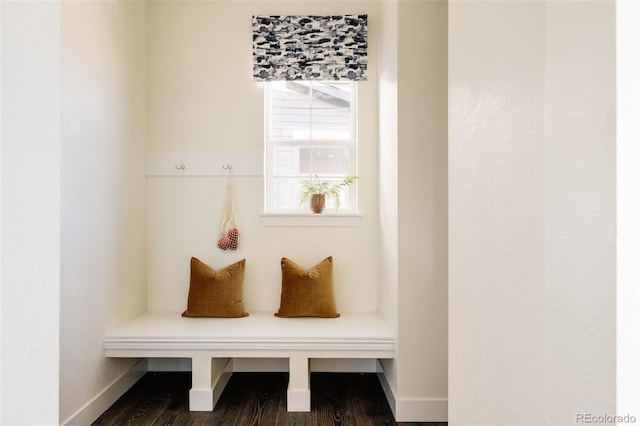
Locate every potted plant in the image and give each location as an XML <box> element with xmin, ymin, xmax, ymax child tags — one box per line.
<box><xmin>299</xmin><ymin>175</ymin><xmax>358</xmax><ymax>213</ymax></box>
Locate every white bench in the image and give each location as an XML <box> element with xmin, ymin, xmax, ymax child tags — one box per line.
<box><xmin>104</xmin><ymin>311</ymin><xmax>395</xmax><ymax>412</ymax></box>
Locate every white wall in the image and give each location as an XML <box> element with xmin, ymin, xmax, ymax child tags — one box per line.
<box><xmin>377</xmin><ymin>1</ymin><xmax>448</xmax><ymax>421</ymax></box>
<box><xmin>377</xmin><ymin>0</ymin><xmax>399</xmax><ymax>398</ymax></box>
<box><xmin>449</xmin><ymin>3</ymin><xmax>546</xmax><ymax>423</ymax></box>
<box><xmin>396</xmin><ymin>0</ymin><xmax>448</xmax><ymax>421</ymax></box>
<box><xmin>543</xmin><ymin>3</ymin><xmax>616</xmax><ymax>421</ymax></box>
<box><xmin>145</xmin><ymin>1</ymin><xmax>381</xmax><ymax>315</ymax></box>
<box><xmin>1</xmin><ymin>2</ymin><xmax>62</xmax><ymax>424</ymax></box>
<box><xmin>616</xmin><ymin>0</ymin><xmax>640</xmax><ymax>420</ymax></box>
<box><xmin>449</xmin><ymin>1</ymin><xmax>616</xmax><ymax>424</ymax></box>
<box><xmin>60</xmin><ymin>1</ymin><xmax>148</xmax><ymax>423</ymax></box>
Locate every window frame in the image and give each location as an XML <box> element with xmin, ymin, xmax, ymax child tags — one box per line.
<box><xmin>264</xmin><ymin>81</ymin><xmax>359</xmax><ymax>215</ymax></box>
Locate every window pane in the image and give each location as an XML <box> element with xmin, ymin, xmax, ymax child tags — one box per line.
<box><xmin>270</xmin><ymin>81</ymin><xmax>311</xmax><ymax>139</ymax></box>
<box><xmin>266</xmin><ymin>81</ymin><xmax>356</xmax><ymax>213</ymax></box>
<box><xmin>272</xmin><ymin>177</ymin><xmax>303</xmax><ymax>209</ymax></box>
<box><xmin>270</xmin><ymin>81</ymin><xmax>352</xmax><ymax>141</ymax></box>
<box><xmin>299</xmin><ymin>147</ymin><xmax>348</xmax><ymax>175</ymax></box>
<box><xmin>273</xmin><ymin>146</ymin><xmax>349</xmax><ymax>177</ymax></box>
<box><xmin>273</xmin><ymin>146</ymin><xmax>301</xmax><ymax>177</ymax></box>
<box><xmin>310</xmin><ymin>82</ymin><xmax>352</xmax><ymax>140</ymax></box>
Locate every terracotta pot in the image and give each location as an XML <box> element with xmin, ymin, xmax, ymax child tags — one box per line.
<box><xmin>310</xmin><ymin>194</ymin><xmax>325</xmax><ymax>214</ymax></box>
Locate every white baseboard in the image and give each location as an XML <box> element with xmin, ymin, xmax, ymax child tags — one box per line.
<box><xmin>395</xmin><ymin>397</ymin><xmax>448</xmax><ymax>422</ymax></box>
<box><xmin>61</xmin><ymin>359</ymin><xmax>147</xmax><ymax>426</ymax></box>
<box><xmin>376</xmin><ymin>365</ymin><xmax>447</xmax><ymax>422</ymax></box>
<box><xmin>376</xmin><ymin>368</ymin><xmax>397</xmax><ymax>417</ymax></box>
<box><xmin>213</xmin><ymin>372</ymin><xmax>232</xmax><ymax>406</ymax></box>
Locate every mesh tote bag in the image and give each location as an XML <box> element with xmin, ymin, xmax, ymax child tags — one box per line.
<box><xmin>217</xmin><ymin>173</ymin><xmax>239</xmax><ymax>250</ymax></box>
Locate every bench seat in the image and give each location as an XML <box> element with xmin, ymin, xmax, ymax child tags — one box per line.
<box><xmin>104</xmin><ymin>311</ymin><xmax>395</xmax><ymax>412</ymax></box>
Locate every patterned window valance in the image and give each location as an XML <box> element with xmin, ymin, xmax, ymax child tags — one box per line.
<box><xmin>252</xmin><ymin>15</ymin><xmax>368</xmax><ymax>81</ymax></box>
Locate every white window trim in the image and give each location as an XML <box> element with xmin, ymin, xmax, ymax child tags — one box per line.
<box><xmin>263</xmin><ymin>81</ymin><xmax>359</xmax><ymax>217</ymax></box>
<box><xmin>260</xmin><ymin>212</ymin><xmax>362</xmax><ymax>227</ymax></box>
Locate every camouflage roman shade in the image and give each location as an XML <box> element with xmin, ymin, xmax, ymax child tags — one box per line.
<box><xmin>252</xmin><ymin>15</ymin><xmax>368</xmax><ymax>81</ymax></box>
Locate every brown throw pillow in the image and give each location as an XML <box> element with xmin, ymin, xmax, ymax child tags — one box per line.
<box><xmin>182</xmin><ymin>257</ymin><xmax>249</xmax><ymax>318</ymax></box>
<box><xmin>275</xmin><ymin>256</ymin><xmax>340</xmax><ymax>318</ymax></box>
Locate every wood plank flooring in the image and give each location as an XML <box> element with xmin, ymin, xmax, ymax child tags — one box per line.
<box><xmin>92</xmin><ymin>371</ymin><xmax>445</xmax><ymax>426</ymax></box>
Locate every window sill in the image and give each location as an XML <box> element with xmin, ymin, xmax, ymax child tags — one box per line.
<box><xmin>260</xmin><ymin>213</ymin><xmax>362</xmax><ymax>227</ymax></box>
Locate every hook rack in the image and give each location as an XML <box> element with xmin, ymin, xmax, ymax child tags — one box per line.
<box><xmin>146</xmin><ymin>152</ymin><xmax>262</xmax><ymax>176</ymax></box>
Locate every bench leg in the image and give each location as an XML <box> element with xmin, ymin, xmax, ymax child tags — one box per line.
<box><xmin>189</xmin><ymin>356</ymin><xmax>230</xmax><ymax>411</ymax></box>
<box><xmin>287</xmin><ymin>355</ymin><xmax>310</xmax><ymax>412</ymax></box>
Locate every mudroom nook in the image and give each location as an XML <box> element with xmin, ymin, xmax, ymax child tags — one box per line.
<box><xmin>3</xmin><ymin>0</ymin><xmax>634</xmax><ymax>425</ymax></box>
<box><xmin>53</xmin><ymin>1</ymin><xmax>447</xmax><ymax>423</ymax></box>
<box><xmin>96</xmin><ymin>3</ymin><xmax>414</xmax><ymax>419</ymax></box>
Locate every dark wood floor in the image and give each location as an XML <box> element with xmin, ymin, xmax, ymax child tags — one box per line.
<box><xmin>92</xmin><ymin>371</ymin><xmax>446</xmax><ymax>426</ymax></box>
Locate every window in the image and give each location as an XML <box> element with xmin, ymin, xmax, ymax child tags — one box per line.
<box><xmin>265</xmin><ymin>81</ymin><xmax>357</xmax><ymax>213</ymax></box>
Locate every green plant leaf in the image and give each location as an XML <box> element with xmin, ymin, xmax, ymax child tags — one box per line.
<box><xmin>298</xmin><ymin>175</ymin><xmax>358</xmax><ymax>210</ymax></box>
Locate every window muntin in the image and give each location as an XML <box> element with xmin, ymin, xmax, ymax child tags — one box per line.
<box><xmin>265</xmin><ymin>81</ymin><xmax>357</xmax><ymax>213</ymax></box>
